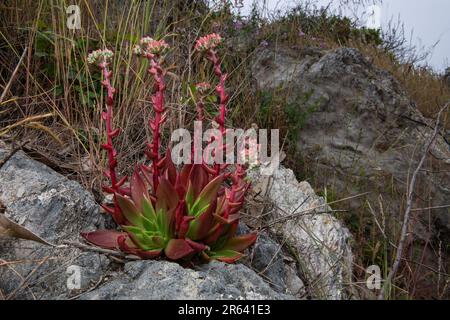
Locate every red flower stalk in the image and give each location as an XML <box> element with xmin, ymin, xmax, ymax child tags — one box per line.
<box><xmin>88</xmin><ymin>49</ymin><xmax>127</xmax><ymax>224</ymax></box>
<box><xmin>134</xmin><ymin>38</ymin><xmax>170</xmax><ymax>191</ymax></box>
<box><xmin>195</xmin><ymin>34</ymin><xmax>229</xmax><ymax>176</ymax></box>
<box><xmin>195</xmin><ymin>35</ymin><xmax>249</xmax><ymax>208</ymax></box>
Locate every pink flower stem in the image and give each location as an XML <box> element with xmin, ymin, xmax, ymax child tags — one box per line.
<box><xmin>207</xmin><ymin>49</ymin><xmax>229</xmax><ymax>176</ymax></box>
<box><xmin>99</xmin><ymin>62</ymin><xmax>125</xmax><ymax>195</ymax></box>
<box><xmin>146</xmin><ymin>57</ymin><xmax>166</xmax><ymax>191</ymax></box>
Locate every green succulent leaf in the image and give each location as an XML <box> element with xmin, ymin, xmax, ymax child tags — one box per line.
<box><xmin>122</xmin><ymin>225</ymin><xmax>164</xmax><ymax>251</ymax></box>
<box><xmin>142</xmin><ymin>197</ymin><xmax>157</xmax><ymax>222</ymax></box>
<box><xmin>208</xmin><ymin>249</ymin><xmax>243</xmax><ymax>263</ymax></box>
<box><xmin>130</xmin><ymin>169</ymin><xmax>149</xmax><ymax>212</ymax></box>
<box><xmin>189</xmin><ymin>175</ymin><xmax>223</xmax><ymax>217</ymax></box>
<box><xmin>185</xmin><ymin>182</ymin><xmax>195</xmax><ymax>210</ymax></box>
<box><xmin>116</xmin><ymin>194</ymin><xmax>144</xmax><ymax>228</ymax></box>
<box><xmin>222</xmin><ymin>234</ymin><xmax>258</xmax><ymax>252</ymax></box>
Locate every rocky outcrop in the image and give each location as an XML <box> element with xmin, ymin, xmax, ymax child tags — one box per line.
<box><xmin>0</xmin><ymin>143</ymin><xmax>109</xmax><ymax>299</ymax></box>
<box><xmin>0</xmin><ymin>145</ymin><xmax>298</xmax><ymax>300</ymax></box>
<box><xmin>251</xmin><ymin>46</ymin><xmax>450</xmax><ymax>299</ymax></box>
<box><xmin>252</xmin><ymin>46</ymin><xmax>450</xmax><ymax>242</ymax></box>
<box><xmin>80</xmin><ymin>260</ymin><xmax>292</xmax><ymax>300</ymax></box>
<box><xmin>249</xmin><ymin>231</ymin><xmax>306</xmax><ymax>297</ymax></box>
<box><xmin>249</xmin><ymin>166</ymin><xmax>353</xmax><ymax>300</ymax></box>
<box><xmin>0</xmin><ymin>143</ymin><xmax>352</xmax><ymax>299</ymax></box>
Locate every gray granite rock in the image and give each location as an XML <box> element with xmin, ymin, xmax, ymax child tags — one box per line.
<box><xmin>252</xmin><ymin>46</ymin><xmax>450</xmax><ymax>239</ymax></box>
<box><xmin>80</xmin><ymin>260</ymin><xmax>295</xmax><ymax>300</ymax></box>
<box><xmin>249</xmin><ymin>166</ymin><xmax>353</xmax><ymax>299</ymax></box>
<box><xmin>0</xmin><ymin>144</ymin><xmax>108</xmax><ymax>299</ymax></box>
<box><xmin>250</xmin><ymin>232</ymin><xmax>305</xmax><ymax>297</ymax></box>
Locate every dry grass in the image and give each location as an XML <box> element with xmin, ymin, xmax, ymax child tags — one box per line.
<box><xmin>354</xmin><ymin>42</ymin><xmax>450</xmax><ymax>127</ymax></box>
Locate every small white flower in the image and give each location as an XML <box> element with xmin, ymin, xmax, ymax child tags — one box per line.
<box><xmin>87</xmin><ymin>49</ymin><xmax>114</xmax><ymax>65</ymax></box>
<box><xmin>134</xmin><ymin>37</ymin><xmax>169</xmax><ymax>57</ymax></box>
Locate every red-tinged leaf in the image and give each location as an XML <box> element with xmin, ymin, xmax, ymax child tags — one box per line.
<box><xmin>135</xmin><ymin>248</ymin><xmax>162</xmax><ymax>259</ymax></box>
<box><xmin>140</xmin><ymin>164</ymin><xmax>154</xmax><ymax>190</ymax></box>
<box><xmin>116</xmin><ymin>194</ymin><xmax>144</xmax><ymax>228</ymax></box>
<box><xmin>119</xmin><ymin>187</ymin><xmax>131</xmax><ymax>196</ymax></box>
<box><xmin>101</xmin><ymin>143</ymin><xmax>112</xmax><ymax>151</ymax></box>
<box><xmin>178</xmin><ymin>216</ymin><xmax>194</xmax><ymax>239</ymax></box>
<box><xmin>116</xmin><ymin>175</ymin><xmax>128</xmax><ymax>187</ymax></box>
<box><xmin>165</xmin><ymin>239</ymin><xmax>195</xmax><ymax>260</ymax></box>
<box><xmin>190</xmin><ymin>164</ymin><xmax>208</xmax><ymax>197</ymax></box>
<box><xmin>186</xmin><ymin>201</ymin><xmax>216</xmax><ymax>240</ymax></box>
<box><xmin>213</xmin><ymin>212</ymin><xmax>240</xmax><ymax>225</ymax></box>
<box><xmin>117</xmin><ymin>234</ymin><xmax>141</xmax><ymax>255</ymax></box>
<box><xmin>163</xmin><ymin>148</ymin><xmax>177</xmax><ymax>185</ymax></box>
<box><xmin>229</xmin><ymin>206</ymin><xmax>243</xmax><ymax>215</ymax></box>
<box><xmin>228</xmin><ymin>221</ymin><xmax>239</xmax><ymax>238</ymax></box>
<box><xmin>223</xmin><ymin>233</ymin><xmax>257</xmax><ymax>252</ymax></box>
<box><xmin>190</xmin><ymin>175</ymin><xmax>223</xmax><ymax>217</ymax></box>
<box><xmin>203</xmin><ymin>223</ymin><xmax>226</xmax><ymax>245</ymax></box>
<box><xmin>156</xmin><ymin>178</ymin><xmax>179</xmax><ymax>213</ymax></box>
<box><xmin>175</xmin><ymin>181</ymin><xmax>187</xmax><ymax>199</ymax></box>
<box><xmin>179</xmin><ymin>164</ymin><xmax>193</xmax><ymax>186</ymax></box>
<box><xmin>131</xmin><ymin>168</ymin><xmax>149</xmax><ymax>212</ymax></box>
<box><xmin>81</xmin><ymin>230</ymin><xmax>125</xmax><ymax>250</ymax></box>
<box><xmin>175</xmin><ymin>200</ymin><xmax>186</xmax><ymax>234</ymax></box>
<box><xmin>185</xmin><ymin>238</ymin><xmax>208</xmax><ymax>252</ymax></box>
<box><xmin>228</xmin><ymin>201</ymin><xmax>243</xmax><ymax>209</ymax></box>
<box><xmin>210</xmin><ymin>249</ymin><xmax>243</xmax><ymax>263</ymax></box>
<box><xmin>156</xmin><ymin>157</ymin><xmax>165</xmax><ymax>168</ymax></box>
<box><xmin>102</xmin><ymin>186</ymin><xmax>115</xmax><ymax>194</ymax></box>
<box><xmin>111</xmin><ymin>200</ymin><xmax>126</xmax><ymax>225</ymax></box>
<box><xmin>100</xmin><ymin>204</ymin><xmax>115</xmax><ymax>215</ymax></box>
<box><xmin>214</xmin><ymin>196</ymin><xmax>227</xmax><ymax>217</ymax></box>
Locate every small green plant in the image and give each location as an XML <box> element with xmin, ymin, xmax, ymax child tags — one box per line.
<box><xmin>81</xmin><ymin>35</ymin><xmax>257</xmax><ymax>263</ymax></box>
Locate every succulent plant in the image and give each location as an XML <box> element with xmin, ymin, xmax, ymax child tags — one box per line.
<box><xmin>82</xmin><ymin>35</ymin><xmax>257</xmax><ymax>263</ymax></box>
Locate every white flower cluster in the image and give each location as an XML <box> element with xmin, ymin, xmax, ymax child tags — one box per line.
<box><xmin>87</xmin><ymin>49</ymin><xmax>114</xmax><ymax>65</ymax></box>
<box><xmin>194</xmin><ymin>33</ymin><xmax>222</xmax><ymax>52</ymax></box>
<box><xmin>133</xmin><ymin>37</ymin><xmax>169</xmax><ymax>57</ymax></box>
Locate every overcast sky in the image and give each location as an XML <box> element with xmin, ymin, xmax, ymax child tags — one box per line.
<box><xmin>229</xmin><ymin>0</ymin><xmax>450</xmax><ymax>72</ymax></box>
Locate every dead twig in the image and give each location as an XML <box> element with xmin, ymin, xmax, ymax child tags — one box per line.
<box><xmin>62</xmin><ymin>240</ymin><xmax>141</xmax><ymax>261</ymax></box>
<box><xmin>263</xmin><ymin>192</ymin><xmax>370</xmax><ymax>228</ymax></box>
<box><xmin>378</xmin><ymin>102</ymin><xmax>449</xmax><ymax>300</ymax></box>
<box><xmin>0</xmin><ymin>47</ymin><xmax>27</xmax><ymax>105</ymax></box>
<box><xmin>6</xmin><ymin>256</ymin><xmax>50</xmax><ymax>300</ymax></box>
